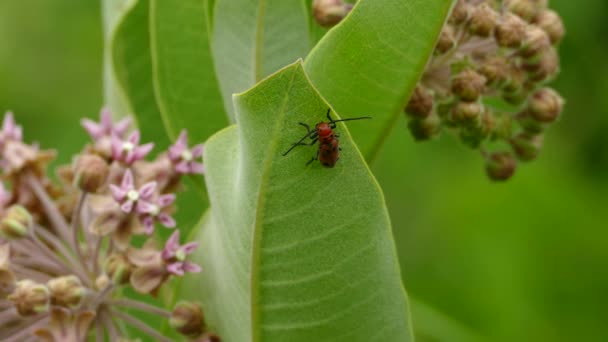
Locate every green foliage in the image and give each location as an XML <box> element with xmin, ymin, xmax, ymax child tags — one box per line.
<box><xmin>211</xmin><ymin>0</ymin><xmax>310</xmax><ymax>119</ymax></box>
<box><xmin>188</xmin><ymin>61</ymin><xmax>412</xmax><ymax>341</ymax></box>
<box><xmin>5</xmin><ymin>0</ymin><xmax>608</xmax><ymax>341</ymax></box>
<box><xmin>304</xmin><ymin>0</ymin><xmax>452</xmax><ymax>161</ymax></box>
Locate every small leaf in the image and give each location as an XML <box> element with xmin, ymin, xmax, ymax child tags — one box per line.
<box><xmin>212</xmin><ymin>0</ymin><xmax>310</xmax><ymax>119</ymax></box>
<box><xmin>304</xmin><ymin>0</ymin><xmax>453</xmax><ymax>161</ymax></box>
<box><xmin>184</xmin><ymin>61</ymin><xmax>413</xmax><ymax>341</ymax></box>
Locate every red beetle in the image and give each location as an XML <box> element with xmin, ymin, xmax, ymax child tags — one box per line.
<box><xmin>282</xmin><ymin>109</ymin><xmax>371</xmax><ymax>167</ymax></box>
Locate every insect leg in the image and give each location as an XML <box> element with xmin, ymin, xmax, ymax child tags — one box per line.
<box><xmin>306</xmin><ymin>149</ymin><xmax>320</xmax><ymax>166</ymax></box>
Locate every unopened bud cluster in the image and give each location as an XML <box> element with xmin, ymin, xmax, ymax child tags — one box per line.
<box><xmin>405</xmin><ymin>0</ymin><xmax>565</xmax><ymax>181</ymax></box>
<box><xmin>0</xmin><ymin>110</ymin><xmax>218</xmax><ymax>341</ymax></box>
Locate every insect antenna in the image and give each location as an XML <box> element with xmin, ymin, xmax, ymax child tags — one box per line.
<box><xmin>330</xmin><ymin>116</ymin><xmax>372</xmax><ymax>124</ymax></box>
<box><xmin>282</xmin><ymin>129</ymin><xmax>317</xmax><ymax>156</ymax></box>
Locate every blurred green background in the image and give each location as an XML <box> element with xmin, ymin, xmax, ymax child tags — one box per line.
<box><xmin>1</xmin><ymin>1</ymin><xmax>606</xmax><ymax>341</ymax></box>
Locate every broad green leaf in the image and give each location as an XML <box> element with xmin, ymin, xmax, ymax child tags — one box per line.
<box><xmin>149</xmin><ymin>0</ymin><xmax>228</xmax><ymax>143</ymax></box>
<box><xmin>102</xmin><ymin>0</ymin><xmax>132</xmax><ymax>116</ymax></box>
<box><xmin>212</xmin><ymin>0</ymin><xmax>310</xmax><ymax>120</ymax></box>
<box><xmin>187</xmin><ymin>60</ymin><xmax>413</xmax><ymax>341</ymax></box>
<box><xmin>112</xmin><ymin>0</ymin><xmax>209</xmax><ymax>235</ymax></box>
<box><xmin>304</xmin><ymin>0</ymin><xmax>453</xmax><ymax>161</ymax></box>
<box><xmin>112</xmin><ymin>0</ymin><xmax>169</xmax><ymax>146</ymax></box>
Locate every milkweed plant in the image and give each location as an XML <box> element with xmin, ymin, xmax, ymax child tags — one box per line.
<box><xmin>0</xmin><ymin>0</ymin><xmax>564</xmax><ymax>340</ymax></box>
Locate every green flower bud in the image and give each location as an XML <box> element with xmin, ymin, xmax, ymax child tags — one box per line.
<box><xmin>492</xmin><ymin>113</ymin><xmax>514</xmax><ymax>140</ymax></box>
<box><xmin>516</xmin><ymin>111</ymin><xmax>544</xmax><ymax>134</ymax></box>
<box><xmin>450</xmin><ymin>101</ymin><xmax>484</xmax><ymax>125</ymax></box>
<box><xmin>170</xmin><ymin>301</ymin><xmax>206</xmax><ymax>338</ymax></box>
<box><xmin>528</xmin><ymin>88</ymin><xmax>564</xmax><ymax>123</ymax></box>
<box><xmin>534</xmin><ymin>9</ymin><xmax>565</xmax><ymax>44</ymax></box>
<box><xmin>405</xmin><ymin>86</ymin><xmax>434</xmax><ymax>118</ymax></box>
<box><xmin>469</xmin><ymin>3</ymin><xmax>498</xmax><ymax>37</ymax></box>
<box><xmin>47</xmin><ymin>275</ymin><xmax>85</xmax><ymax>308</ymax></box>
<box><xmin>485</xmin><ymin>151</ymin><xmax>517</xmax><ymax>181</ymax></box>
<box><xmin>74</xmin><ymin>153</ymin><xmax>109</xmax><ymax>193</ymax></box>
<box><xmin>0</xmin><ymin>205</ymin><xmax>33</xmax><ymax>239</ymax></box>
<box><xmin>407</xmin><ymin>114</ymin><xmax>441</xmax><ymax>141</ymax></box>
<box><xmin>8</xmin><ymin>279</ymin><xmax>50</xmax><ymax>316</ymax></box>
<box><xmin>511</xmin><ymin>132</ymin><xmax>544</xmax><ymax>161</ymax></box>
<box><xmin>451</xmin><ymin>69</ymin><xmax>486</xmax><ymax>102</ymax></box>
<box><xmin>495</xmin><ymin>13</ymin><xmax>526</xmax><ymax>48</ymax></box>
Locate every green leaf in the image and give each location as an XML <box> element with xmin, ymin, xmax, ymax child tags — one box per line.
<box><xmin>304</xmin><ymin>0</ymin><xmax>452</xmax><ymax>161</ymax></box>
<box><xmin>212</xmin><ymin>0</ymin><xmax>310</xmax><ymax>120</ymax></box>
<box><xmin>112</xmin><ymin>0</ymin><xmax>169</xmax><ymax>146</ymax></box>
<box><xmin>102</xmin><ymin>0</ymin><xmax>133</xmax><ymax>116</ymax></box>
<box><xmin>149</xmin><ymin>0</ymin><xmax>228</xmax><ymax>143</ymax></box>
<box><xmin>186</xmin><ymin>61</ymin><xmax>413</xmax><ymax>341</ymax></box>
<box><xmin>112</xmin><ymin>0</ymin><xmax>209</xmax><ymax>240</ymax></box>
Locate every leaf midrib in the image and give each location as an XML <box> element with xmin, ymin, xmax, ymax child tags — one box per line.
<box><xmin>249</xmin><ymin>66</ymin><xmax>298</xmax><ymax>342</ymax></box>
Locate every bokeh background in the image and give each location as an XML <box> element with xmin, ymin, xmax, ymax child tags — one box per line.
<box><xmin>1</xmin><ymin>1</ymin><xmax>606</xmax><ymax>341</ymax></box>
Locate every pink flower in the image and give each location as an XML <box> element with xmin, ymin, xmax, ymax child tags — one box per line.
<box><xmin>81</xmin><ymin>107</ymin><xmax>131</xmax><ymax>141</ymax></box>
<box><xmin>111</xmin><ymin>130</ymin><xmax>154</xmax><ymax>165</ymax></box>
<box><xmin>109</xmin><ymin>169</ymin><xmax>157</xmax><ymax>214</ymax></box>
<box><xmin>140</xmin><ymin>193</ymin><xmax>177</xmax><ymax>234</ymax></box>
<box><xmin>168</xmin><ymin>130</ymin><xmax>204</xmax><ymax>174</ymax></box>
<box><xmin>0</xmin><ymin>112</ymin><xmax>23</xmax><ymax>147</ymax></box>
<box><xmin>162</xmin><ymin>231</ymin><xmax>201</xmax><ymax>276</ymax></box>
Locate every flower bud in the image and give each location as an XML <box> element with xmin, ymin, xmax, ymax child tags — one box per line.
<box><xmin>525</xmin><ymin>47</ymin><xmax>559</xmax><ymax>82</ymax></box>
<box><xmin>47</xmin><ymin>275</ymin><xmax>85</xmax><ymax>308</ymax></box>
<box><xmin>469</xmin><ymin>4</ymin><xmax>498</xmax><ymax>37</ymax></box>
<box><xmin>170</xmin><ymin>301</ymin><xmax>206</xmax><ymax>338</ymax></box>
<box><xmin>459</xmin><ymin>125</ymin><xmax>486</xmax><ymax>149</ymax></box>
<box><xmin>492</xmin><ymin>113</ymin><xmax>514</xmax><ymax>140</ymax></box>
<box><xmin>105</xmin><ymin>253</ymin><xmax>134</xmax><ymax>285</ymax></box>
<box><xmin>495</xmin><ymin>13</ymin><xmax>526</xmax><ymax>48</ymax></box>
<box><xmin>478</xmin><ymin>56</ymin><xmax>509</xmax><ymax>87</ymax></box>
<box><xmin>511</xmin><ymin>132</ymin><xmax>544</xmax><ymax>161</ymax></box>
<box><xmin>505</xmin><ymin>0</ymin><xmax>540</xmax><ymax>21</ymax></box>
<box><xmin>534</xmin><ymin>9</ymin><xmax>565</xmax><ymax>44</ymax></box>
<box><xmin>516</xmin><ymin>111</ymin><xmax>544</xmax><ymax>134</ymax></box>
<box><xmin>0</xmin><ymin>244</ymin><xmax>16</xmax><ymax>297</ymax></box>
<box><xmin>450</xmin><ymin>101</ymin><xmax>484</xmax><ymax>125</ymax></box>
<box><xmin>74</xmin><ymin>153</ymin><xmax>109</xmax><ymax>193</ymax></box>
<box><xmin>451</xmin><ymin>69</ymin><xmax>486</xmax><ymax>102</ymax></box>
<box><xmin>95</xmin><ymin>274</ymin><xmax>111</xmax><ymax>291</ymax></box>
<box><xmin>312</xmin><ymin>0</ymin><xmax>353</xmax><ymax>28</ymax></box>
<box><xmin>485</xmin><ymin>151</ymin><xmax>517</xmax><ymax>181</ymax></box>
<box><xmin>405</xmin><ymin>86</ymin><xmax>434</xmax><ymax>118</ymax></box>
<box><xmin>528</xmin><ymin>88</ymin><xmax>564</xmax><ymax>123</ymax></box>
<box><xmin>407</xmin><ymin>114</ymin><xmax>441</xmax><ymax>141</ymax></box>
<box><xmin>8</xmin><ymin>279</ymin><xmax>50</xmax><ymax>316</ymax></box>
<box><xmin>435</xmin><ymin>26</ymin><xmax>456</xmax><ymax>55</ymax></box>
<box><xmin>520</xmin><ymin>25</ymin><xmax>551</xmax><ymax>59</ymax></box>
<box><xmin>0</xmin><ymin>205</ymin><xmax>33</xmax><ymax>239</ymax></box>
<box><xmin>449</xmin><ymin>0</ymin><xmax>470</xmax><ymax>25</ymax></box>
